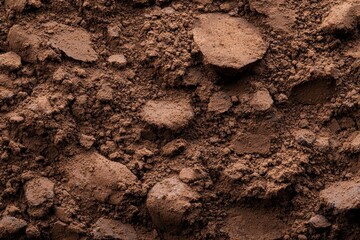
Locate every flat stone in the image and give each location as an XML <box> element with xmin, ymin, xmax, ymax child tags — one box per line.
<box><xmin>65</xmin><ymin>152</ymin><xmax>140</xmax><ymax>205</ymax></box>
<box><xmin>320</xmin><ymin>178</ymin><xmax>360</xmax><ymax>211</ymax></box>
<box><xmin>140</xmin><ymin>99</ymin><xmax>194</xmax><ymax>130</ymax></box>
<box><xmin>207</xmin><ymin>92</ymin><xmax>232</xmax><ymax>114</ymax></box>
<box><xmin>96</xmin><ymin>84</ymin><xmax>113</xmax><ymax>102</ymax></box>
<box><xmin>321</xmin><ymin>1</ymin><xmax>360</xmax><ymax>33</ymax></box>
<box><xmin>0</xmin><ymin>216</ymin><xmax>27</xmax><ymax>238</ymax></box>
<box><xmin>233</xmin><ymin>133</ymin><xmax>271</xmax><ymax>155</ymax></box>
<box><xmin>47</xmin><ymin>23</ymin><xmax>98</xmax><ymax>62</ymax></box>
<box><xmin>192</xmin><ymin>14</ymin><xmax>267</xmax><ymax>70</ymax></box>
<box><xmin>161</xmin><ymin>138</ymin><xmax>187</xmax><ymax>157</ymax></box>
<box><xmin>92</xmin><ymin>218</ymin><xmax>137</xmax><ymax>240</ymax></box>
<box><xmin>146</xmin><ymin>176</ymin><xmax>200</xmax><ymax>232</ymax></box>
<box><xmin>24</xmin><ymin>177</ymin><xmax>55</xmax><ymax>218</ymax></box>
<box><xmin>0</xmin><ymin>52</ymin><xmax>22</xmax><ymax>71</ymax></box>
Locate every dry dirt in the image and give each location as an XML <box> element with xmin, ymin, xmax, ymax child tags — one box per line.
<box><xmin>0</xmin><ymin>0</ymin><xmax>360</xmax><ymax>239</ymax></box>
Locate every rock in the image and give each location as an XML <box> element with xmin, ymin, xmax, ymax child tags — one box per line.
<box><xmin>161</xmin><ymin>139</ymin><xmax>187</xmax><ymax>157</ymax></box>
<box><xmin>320</xmin><ymin>178</ymin><xmax>360</xmax><ymax>211</ymax></box>
<box><xmin>345</xmin><ymin>41</ymin><xmax>360</xmax><ymax>58</ymax></box>
<box><xmin>223</xmin><ymin>162</ymin><xmax>251</xmax><ymax>181</ymax></box>
<box><xmin>249</xmin><ymin>90</ymin><xmax>273</xmax><ymax>111</ymax></box>
<box><xmin>207</xmin><ymin>92</ymin><xmax>232</xmax><ymax>114</ymax></box>
<box><xmin>7</xmin><ymin>25</ymin><xmax>41</xmax><ymax>63</ymax></box>
<box><xmin>232</xmin><ymin>133</ymin><xmax>271</xmax><ymax>155</ymax></box>
<box><xmin>321</xmin><ymin>1</ymin><xmax>360</xmax><ymax>33</ymax></box>
<box><xmin>24</xmin><ymin>177</ymin><xmax>55</xmax><ymax>217</ymax></box>
<box><xmin>146</xmin><ymin>176</ymin><xmax>200</xmax><ymax>232</ymax></box>
<box><xmin>47</xmin><ymin>22</ymin><xmax>98</xmax><ymax>62</ymax></box>
<box><xmin>249</xmin><ymin>0</ymin><xmax>296</xmax><ymax>32</ymax></box>
<box><xmin>192</xmin><ymin>14</ymin><xmax>267</xmax><ymax>70</ymax></box>
<box><xmin>0</xmin><ymin>52</ymin><xmax>22</xmax><ymax>71</ymax></box>
<box><xmin>309</xmin><ymin>215</ymin><xmax>331</xmax><ymax>229</ymax></box>
<box><xmin>65</xmin><ymin>152</ymin><xmax>140</xmax><ymax>205</ymax></box>
<box><xmin>179</xmin><ymin>167</ymin><xmax>206</xmax><ymax>183</ymax></box>
<box><xmin>108</xmin><ymin>54</ymin><xmax>127</xmax><ymax>68</ymax></box>
<box><xmin>5</xmin><ymin>0</ymin><xmax>27</xmax><ymax>12</ymax></box>
<box><xmin>26</xmin><ymin>224</ymin><xmax>41</xmax><ymax>239</ymax></box>
<box><xmin>294</xmin><ymin>129</ymin><xmax>316</xmax><ymax>146</ymax></box>
<box><xmin>222</xmin><ymin>208</ymin><xmax>287</xmax><ymax>240</ymax></box>
<box><xmin>0</xmin><ymin>216</ymin><xmax>27</xmax><ymax>238</ymax></box>
<box><xmin>343</xmin><ymin>131</ymin><xmax>360</xmax><ymax>152</ymax></box>
<box><xmin>51</xmin><ymin>221</ymin><xmax>80</xmax><ymax>240</ymax></box>
<box><xmin>0</xmin><ymin>86</ymin><xmax>14</xmax><ymax>102</ymax></box>
<box><xmin>140</xmin><ymin>99</ymin><xmax>194</xmax><ymax>130</ymax></box>
<box><xmin>79</xmin><ymin>134</ymin><xmax>95</xmax><ymax>150</ymax></box>
<box><xmin>96</xmin><ymin>84</ymin><xmax>113</xmax><ymax>102</ymax></box>
<box><xmin>92</xmin><ymin>218</ymin><xmax>137</xmax><ymax>240</ymax></box>
<box><xmin>27</xmin><ymin>95</ymin><xmax>54</xmax><ymax>115</ymax></box>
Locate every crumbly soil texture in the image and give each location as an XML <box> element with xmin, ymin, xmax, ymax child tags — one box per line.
<box><xmin>1</xmin><ymin>0</ymin><xmax>360</xmax><ymax>239</ymax></box>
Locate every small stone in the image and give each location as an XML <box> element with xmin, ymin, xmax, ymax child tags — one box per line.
<box><xmin>7</xmin><ymin>25</ymin><xmax>41</xmax><ymax>63</ymax></box>
<box><xmin>26</xmin><ymin>225</ymin><xmax>41</xmax><ymax>239</ymax></box>
<box><xmin>309</xmin><ymin>215</ymin><xmax>331</xmax><ymax>229</ymax></box>
<box><xmin>107</xmin><ymin>25</ymin><xmax>121</xmax><ymax>39</ymax></box>
<box><xmin>79</xmin><ymin>134</ymin><xmax>95</xmax><ymax>150</ymax></box>
<box><xmin>0</xmin><ymin>87</ymin><xmax>15</xmax><ymax>102</ymax></box>
<box><xmin>320</xmin><ymin>178</ymin><xmax>360</xmax><ymax>211</ymax></box>
<box><xmin>108</xmin><ymin>54</ymin><xmax>127</xmax><ymax>68</ymax></box>
<box><xmin>92</xmin><ymin>218</ymin><xmax>137</xmax><ymax>240</ymax></box>
<box><xmin>53</xmin><ymin>67</ymin><xmax>68</xmax><ymax>82</ymax></box>
<box><xmin>343</xmin><ymin>131</ymin><xmax>360</xmax><ymax>152</ymax></box>
<box><xmin>146</xmin><ymin>177</ymin><xmax>200</xmax><ymax>232</ymax></box>
<box><xmin>179</xmin><ymin>167</ymin><xmax>206</xmax><ymax>183</ymax></box>
<box><xmin>298</xmin><ymin>234</ymin><xmax>307</xmax><ymax>240</ymax></box>
<box><xmin>208</xmin><ymin>92</ymin><xmax>232</xmax><ymax>114</ymax></box>
<box><xmin>161</xmin><ymin>139</ymin><xmax>187</xmax><ymax>157</ymax></box>
<box><xmin>0</xmin><ymin>216</ymin><xmax>27</xmax><ymax>238</ymax></box>
<box><xmin>192</xmin><ymin>14</ymin><xmax>267</xmax><ymax>70</ymax></box>
<box><xmin>249</xmin><ymin>90</ymin><xmax>273</xmax><ymax>111</ymax></box>
<box><xmin>24</xmin><ymin>177</ymin><xmax>55</xmax><ymax>218</ymax></box>
<box><xmin>294</xmin><ymin>129</ymin><xmax>316</xmax><ymax>146</ymax></box>
<box><xmin>65</xmin><ymin>152</ymin><xmax>140</xmax><ymax>205</ymax></box>
<box><xmin>5</xmin><ymin>0</ymin><xmax>27</xmax><ymax>12</ymax></box>
<box><xmin>9</xmin><ymin>114</ymin><xmax>25</xmax><ymax>123</ymax></box>
<box><xmin>96</xmin><ymin>84</ymin><xmax>113</xmax><ymax>102</ymax></box>
<box><xmin>0</xmin><ymin>52</ymin><xmax>22</xmax><ymax>71</ymax></box>
<box><xmin>140</xmin><ymin>99</ymin><xmax>194</xmax><ymax>130</ymax></box>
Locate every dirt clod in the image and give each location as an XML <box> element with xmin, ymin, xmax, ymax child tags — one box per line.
<box><xmin>0</xmin><ymin>216</ymin><xmax>27</xmax><ymax>238</ymax></box>
<box><xmin>0</xmin><ymin>52</ymin><xmax>21</xmax><ymax>71</ymax></box>
<box><xmin>92</xmin><ymin>218</ymin><xmax>137</xmax><ymax>240</ymax></box>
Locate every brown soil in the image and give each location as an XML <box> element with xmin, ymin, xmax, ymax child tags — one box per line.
<box><xmin>1</xmin><ymin>0</ymin><xmax>360</xmax><ymax>239</ymax></box>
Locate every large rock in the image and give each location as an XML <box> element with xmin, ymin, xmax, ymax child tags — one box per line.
<box><xmin>46</xmin><ymin>22</ymin><xmax>98</xmax><ymax>62</ymax></box>
<box><xmin>192</xmin><ymin>14</ymin><xmax>267</xmax><ymax>70</ymax></box>
<box><xmin>24</xmin><ymin>177</ymin><xmax>55</xmax><ymax>218</ymax></box>
<box><xmin>146</xmin><ymin>176</ymin><xmax>200</xmax><ymax>232</ymax></box>
<box><xmin>140</xmin><ymin>99</ymin><xmax>194</xmax><ymax>130</ymax></box>
<box><xmin>7</xmin><ymin>25</ymin><xmax>41</xmax><ymax>63</ymax></box>
<box><xmin>92</xmin><ymin>218</ymin><xmax>137</xmax><ymax>240</ymax></box>
<box><xmin>320</xmin><ymin>1</ymin><xmax>360</xmax><ymax>33</ymax></box>
<box><xmin>249</xmin><ymin>89</ymin><xmax>273</xmax><ymax>112</ymax></box>
<box><xmin>65</xmin><ymin>152</ymin><xmax>140</xmax><ymax>205</ymax></box>
<box><xmin>320</xmin><ymin>178</ymin><xmax>360</xmax><ymax>211</ymax></box>
<box><xmin>0</xmin><ymin>216</ymin><xmax>27</xmax><ymax>238</ymax></box>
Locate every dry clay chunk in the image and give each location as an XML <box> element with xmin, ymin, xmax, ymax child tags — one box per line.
<box><xmin>192</xmin><ymin>14</ymin><xmax>267</xmax><ymax>70</ymax></box>
<box><xmin>24</xmin><ymin>177</ymin><xmax>55</xmax><ymax>218</ymax></box>
<box><xmin>65</xmin><ymin>152</ymin><xmax>140</xmax><ymax>205</ymax></box>
<box><xmin>0</xmin><ymin>216</ymin><xmax>27</xmax><ymax>238</ymax></box>
<box><xmin>92</xmin><ymin>218</ymin><xmax>137</xmax><ymax>240</ymax></box>
<box><xmin>321</xmin><ymin>1</ymin><xmax>360</xmax><ymax>33</ymax></box>
<box><xmin>320</xmin><ymin>178</ymin><xmax>360</xmax><ymax>211</ymax></box>
<box><xmin>47</xmin><ymin>22</ymin><xmax>98</xmax><ymax>62</ymax></box>
<box><xmin>8</xmin><ymin>25</ymin><xmax>41</xmax><ymax>63</ymax></box>
<box><xmin>140</xmin><ymin>99</ymin><xmax>194</xmax><ymax>130</ymax></box>
<box><xmin>0</xmin><ymin>52</ymin><xmax>22</xmax><ymax>71</ymax></box>
<box><xmin>146</xmin><ymin>177</ymin><xmax>200</xmax><ymax>232</ymax></box>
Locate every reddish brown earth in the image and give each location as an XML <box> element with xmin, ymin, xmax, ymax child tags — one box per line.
<box><xmin>1</xmin><ymin>0</ymin><xmax>360</xmax><ymax>239</ymax></box>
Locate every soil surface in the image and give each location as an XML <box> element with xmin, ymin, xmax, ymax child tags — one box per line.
<box><xmin>1</xmin><ymin>0</ymin><xmax>360</xmax><ymax>239</ymax></box>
